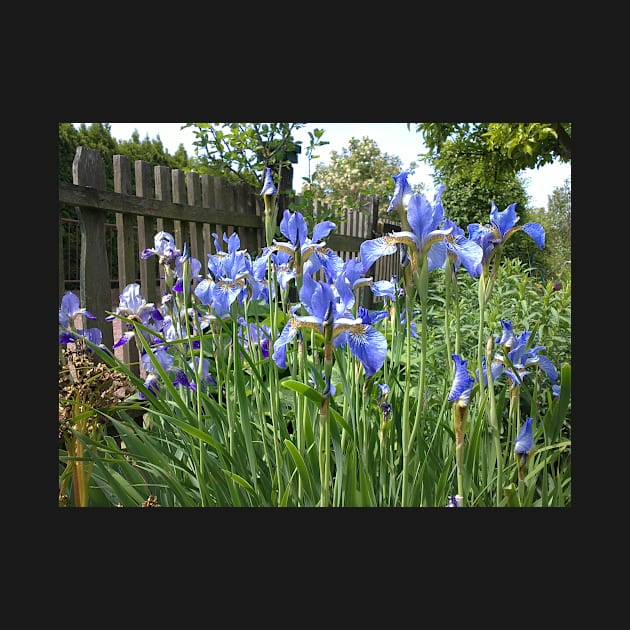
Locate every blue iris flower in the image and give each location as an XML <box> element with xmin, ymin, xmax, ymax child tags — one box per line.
<box><xmin>386</xmin><ymin>171</ymin><xmax>413</xmax><ymax>214</ymax></box>
<box><xmin>468</xmin><ymin>202</ymin><xmax>545</xmax><ymax>275</ymax></box>
<box><xmin>495</xmin><ymin>320</ymin><xmax>559</xmax><ymax>387</ymax></box>
<box><xmin>140</xmin><ymin>231</ymin><xmax>178</xmax><ymax>265</ymax></box>
<box><xmin>447</xmin><ymin>354</ymin><xmax>475</xmax><ymax>406</ymax></box>
<box><xmin>360</xmin><ymin>186</ymin><xmax>481</xmax><ymax>278</ymax></box>
<box><xmin>59</xmin><ymin>291</ymin><xmax>96</xmax><ymax>328</ymax></box>
<box><xmin>260</xmin><ymin>167</ymin><xmax>278</xmax><ymax>196</ymax></box>
<box><xmin>270</xmin><ymin>210</ymin><xmax>337</xmax><ymax>274</ymax></box>
<box><xmin>272</xmin><ymin>276</ymin><xmax>387</xmax><ymax>378</ymax></box>
<box><xmin>514</xmin><ymin>417</ymin><xmax>535</xmax><ymax>466</ymax></box>
<box><xmin>106</xmin><ymin>283</ymin><xmax>162</xmax><ymax>349</ymax></box>
<box><xmin>194</xmin><ymin>232</ymin><xmax>261</xmax><ymax>317</ymax></box>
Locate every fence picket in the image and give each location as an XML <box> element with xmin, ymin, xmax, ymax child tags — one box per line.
<box><xmin>135</xmin><ymin>160</ymin><xmax>159</xmax><ymax>306</ymax></box>
<box><xmin>113</xmin><ymin>154</ymin><xmax>139</xmax><ymax>373</ymax></box>
<box><xmin>185</xmin><ymin>172</ymin><xmax>205</xmax><ymax>265</ymax></box>
<box><xmin>73</xmin><ymin>147</ymin><xmax>114</xmax><ymax>350</ymax></box>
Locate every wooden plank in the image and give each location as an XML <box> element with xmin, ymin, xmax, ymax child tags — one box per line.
<box><xmin>212</xmin><ymin>176</ymin><xmax>230</xmax><ymax>249</ymax></box>
<box><xmin>59</xmin><ymin>226</ymin><xmax>65</xmax><ymax>305</ymax></box>
<box><xmin>185</xmin><ymin>171</ymin><xmax>205</xmax><ymax>267</ymax></box>
<box><xmin>113</xmin><ymin>154</ymin><xmax>139</xmax><ymax>374</ymax></box>
<box><xmin>171</xmin><ymin>169</ymin><xmax>188</xmax><ymax>248</ymax></box>
<box><xmin>200</xmin><ymin>174</ymin><xmax>213</xmax><ymax>263</ymax></box>
<box><xmin>326</xmin><ymin>233</ymin><xmax>364</xmax><ymax>252</ymax></box>
<box><xmin>135</xmin><ymin>161</ymin><xmax>159</xmax><ymax>306</ymax></box>
<box><xmin>154</xmin><ymin>166</ymin><xmax>174</xmax><ymax>261</ymax></box>
<box><xmin>59</xmin><ymin>181</ymin><xmax>263</xmax><ymax>229</ymax></box>
<box><xmin>235</xmin><ymin>182</ymin><xmax>259</xmax><ymax>255</ymax></box>
<box><xmin>73</xmin><ymin>147</ymin><xmax>114</xmax><ymax>350</ymax></box>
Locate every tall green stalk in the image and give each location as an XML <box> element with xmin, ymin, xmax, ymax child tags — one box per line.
<box><xmin>485</xmin><ymin>334</ymin><xmax>502</xmax><ymax>505</ymax></box>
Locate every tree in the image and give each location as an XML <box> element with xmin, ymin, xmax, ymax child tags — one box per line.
<box><xmin>528</xmin><ymin>179</ymin><xmax>571</xmax><ymax>282</ymax></box>
<box><xmin>59</xmin><ymin>123</ymin><xmax>191</xmax><ymax>212</ymax></box>
<box><xmin>303</xmin><ymin>136</ymin><xmax>422</xmax><ymax>223</ymax></box>
<box><xmin>428</xmin><ymin>138</ymin><xmax>536</xmax><ymax>267</ymax></box>
<box><xmin>115</xmin><ymin>129</ymin><xmax>192</xmax><ymax>172</ymax></box>
<box><xmin>182</xmin><ymin>122</ymin><xmax>305</xmax><ymax>189</ymax></box>
<box><xmin>411</xmin><ymin>123</ymin><xmax>571</xmax><ymax>188</ymax></box>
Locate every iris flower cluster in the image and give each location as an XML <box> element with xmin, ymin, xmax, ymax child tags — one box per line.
<box><xmin>360</xmin><ymin>174</ymin><xmax>483</xmax><ymax>279</ymax></box>
<box><xmin>59</xmin><ymin>165</ymin><xmax>564</xmax><ymax>509</ymax></box>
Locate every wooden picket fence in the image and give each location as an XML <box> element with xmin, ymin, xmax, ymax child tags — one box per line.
<box><xmin>58</xmin><ymin>147</ymin><xmax>400</xmax><ymax>356</ymax></box>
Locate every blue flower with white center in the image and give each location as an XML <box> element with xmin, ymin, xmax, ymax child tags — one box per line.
<box><xmin>59</xmin><ymin>325</ymin><xmax>109</xmax><ymax>356</ymax></box>
<box><xmin>476</xmin><ymin>355</ymin><xmax>506</xmax><ymax>388</ymax></box>
<box><xmin>308</xmin><ymin>370</ymin><xmax>337</xmax><ymax>397</ymax></box>
<box><xmin>172</xmin><ymin>356</ymin><xmax>216</xmax><ymax>392</ymax></box>
<box><xmin>468</xmin><ymin>201</ymin><xmax>545</xmax><ymax>275</ymax></box>
<box><xmin>399</xmin><ymin>308</ymin><xmax>419</xmax><ymax>338</ymax></box>
<box><xmin>329</xmin><ymin>256</ymin><xmax>371</xmax><ymax>312</ymax></box>
<box><xmin>195</xmin><ymin>237</ymin><xmax>260</xmax><ymax>316</ymax></box>
<box><xmin>140</xmin><ymin>231</ymin><xmax>178</xmax><ymax>265</ymax></box>
<box><xmin>495</xmin><ymin>319</ymin><xmax>519</xmax><ymax>349</ymax></box>
<box><xmin>238</xmin><ymin>317</ymin><xmax>272</xmax><ymax>359</ymax></box>
<box><xmin>140</xmin><ymin>373</ymin><xmax>161</xmax><ymax>399</ymax></box>
<box><xmin>514</xmin><ymin>417</ymin><xmax>535</xmax><ymax>466</ymax></box>
<box><xmin>252</xmin><ymin>247</ymin><xmax>297</xmax><ymax>302</ymax></box>
<box><xmin>108</xmin><ymin>283</ymin><xmax>156</xmax><ymax>323</ymax></box>
<box><xmin>106</xmin><ymin>283</ymin><xmax>161</xmax><ymax>349</ymax></box>
<box><xmin>447</xmin><ymin>354</ymin><xmax>475</xmax><ymax>406</ymax></box>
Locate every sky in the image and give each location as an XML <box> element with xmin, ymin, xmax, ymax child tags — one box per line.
<box><xmin>73</xmin><ymin>122</ymin><xmax>571</xmax><ymax>208</ymax></box>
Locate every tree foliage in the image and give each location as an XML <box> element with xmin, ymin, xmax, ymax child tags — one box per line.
<box><xmin>528</xmin><ymin>179</ymin><xmax>571</xmax><ymax>282</ymax></box>
<box><xmin>59</xmin><ymin>123</ymin><xmax>191</xmax><ymax>220</ymax></box>
<box><xmin>428</xmin><ymin>136</ymin><xmax>538</xmax><ymax>269</ymax></box>
<box><xmin>303</xmin><ymin>136</ymin><xmax>422</xmax><ymax>222</ymax></box>
<box><xmin>115</xmin><ymin>129</ymin><xmax>192</xmax><ymax>172</ymax></box>
<box><xmin>412</xmin><ymin>122</ymin><xmax>571</xmax><ymax>187</ymax></box>
<box><xmin>182</xmin><ymin>122</ymin><xmax>305</xmax><ymax>190</ymax></box>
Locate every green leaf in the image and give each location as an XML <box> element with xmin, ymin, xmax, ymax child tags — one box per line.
<box><xmin>549</xmin><ymin>363</ymin><xmax>571</xmax><ymax>441</ymax></box>
<box><xmin>222</xmin><ymin>470</ymin><xmax>256</xmax><ymax>496</ymax></box>
<box><xmin>281</xmin><ymin>379</ymin><xmax>353</xmax><ymax>436</ymax></box>
<box><xmin>283</xmin><ymin>439</ymin><xmax>315</xmax><ymax>500</ymax></box>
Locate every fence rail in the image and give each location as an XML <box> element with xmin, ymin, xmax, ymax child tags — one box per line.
<box><xmin>59</xmin><ymin>146</ymin><xmax>400</xmax><ymax>355</ymax></box>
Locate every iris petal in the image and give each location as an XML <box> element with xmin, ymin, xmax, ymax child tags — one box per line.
<box><xmin>360</xmin><ymin>237</ymin><xmax>398</xmax><ymax>273</ymax></box>
<box><xmin>346</xmin><ymin>324</ymin><xmax>387</xmax><ymax>377</ymax></box>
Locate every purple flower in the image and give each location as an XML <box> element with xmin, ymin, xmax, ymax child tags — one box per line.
<box><xmin>260</xmin><ymin>167</ymin><xmax>277</xmax><ymax>196</ymax></box>
<box><xmin>514</xmin><ymin>417</ymin><xmax>535</xmax><ymax>466</ymax></box>
<box><xmin>59</xmin><ymin>291</ymin><xmax>96</xmax><ymax>328</ymax></box>
<box><xmin>468</xmin><ymin>202</ymin><xmax>545</xmax><ymax>274</ymax></box>
<box><xmin>447</xmin><ymin>354</ymin><xmax>475</xmax><ymax>405</ymax></box>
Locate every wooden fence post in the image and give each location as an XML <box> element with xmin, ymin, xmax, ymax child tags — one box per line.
<box><xmin>154</xmin><ymin>165</ymin><xmax>173</xmax><ymax>296</ymax></box>
<box><xmin>172</xmin><ymin>169</ymin><xmax>191</xmax><ymax>250</ymax></box>
<box><xmin>135</xmin><ymin>160</ymin><xmax>159</xmax><ymax>306</ymax></box>
<box><xmin>235</xmin><ymin>182</ymin><xmax>259</xmax><ymax>255</ymax></box>
<box><xmin>59</xmin><ymin>227</ymin><xmax>65</xmax><ymax>306</ymax></box>
<box><xmin>113</xmin><ymin>154</ymin><xmax>139</xmax><ymax>374</ymax></box>
<box><xmin>185</xmin><ymin>171</ymin><xmax>206</xmax><ymax>265</ymax></box>
<box><xmin>200</xmin><ymin>174</ymin><xmax>214</xmax><ymax>260</ymax></box>
<box><xmin>73</xmin><ymin>147</ymin><xmax>114</xmax><ymax>350</ymax></box>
